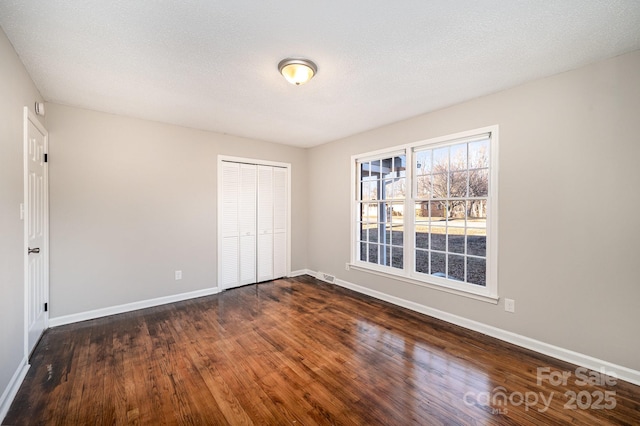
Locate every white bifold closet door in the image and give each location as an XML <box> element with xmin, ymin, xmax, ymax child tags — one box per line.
<box><xmin>220</xmin><ymin>161</ymin><xmax>287</xmax><ymax>290</ymax></box>
<box><xmin>239</xmin><ymin>164</ymin><xmax>257</xmax><ymax>285</ymax></box>
<box><xmin>272</xmin><ymin>167</ymin><xmax>287</xmax><ymax>279</ymax></box>
<box><xmin>221</xmin><ymin>162</ymin><xmax>241</xmax><ymax>288</ymax></box>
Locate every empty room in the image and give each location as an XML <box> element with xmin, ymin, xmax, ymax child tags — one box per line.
<box><xmin>1</xmin><ymin>1</ymin><xmax>639</xmax><ymax>424</ymax></box>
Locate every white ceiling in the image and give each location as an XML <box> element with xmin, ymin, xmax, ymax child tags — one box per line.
<box><xmin>1</xmin><ymin>1</ymin><xmax>639</xmax><ymax>147</ymax></box>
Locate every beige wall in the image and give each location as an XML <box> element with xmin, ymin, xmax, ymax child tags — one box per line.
<box><xmin>0</xmin><ymin>29</ymin><xmax>45</xmax><ymax>408</ymax></box>
<box><xmin>307</xmin><ymin>50</ymin><xmax>640</xmax><ymax>372</ymax></box>
<box><xmin>47</xmin><ymin>104</ymin><xmax>308</xmax><ymax>317</ymax></box>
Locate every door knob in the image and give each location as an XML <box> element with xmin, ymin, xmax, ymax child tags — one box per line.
<box><xmin>28</xmin><ymin>247</ymin><xmax>40</xmax><ymax>254</ymax></box>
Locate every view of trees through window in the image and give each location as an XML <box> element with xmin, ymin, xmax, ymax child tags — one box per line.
<box><xmin>414</xmin><ymin>138</ymin><xmax>489</xmax><ymax>285</ymax></box>
<box><xmin>356</xmin><ymin>135</ymin><xmax>491</xmax><ymax>288</ymax></box>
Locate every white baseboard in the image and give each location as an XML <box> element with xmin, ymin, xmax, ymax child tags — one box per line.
<box><xmin>0</xmin><ymin>357</ymin><xmax>29</xmax><ymax>424</ymax></box>
<box><xmin>288</xmin><ymin>269</ymin><xmax>313</xmax><ymax>277</ymax></box>
<box><xmin>49</xmin><ymin>274</ymin><xmax>316</xmax><ymax>329</ymax></box>
<box><xmin>309</xmin><ymin>270</ymin><xmax>640</xmax><ymax>387</ymax></box>
<box><xmin>49</xmin><ymin>287</ymin><xmax>220</xmax><ymax>328</ymax></box>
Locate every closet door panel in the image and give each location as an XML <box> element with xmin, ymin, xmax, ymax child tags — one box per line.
<box><xmin>273</xmin><ymin>232</ymin><xmax>287</xmax><ymax>279</ymax></box>
<box><xmin>221</xmin><ymin>162</ymin><xmax>240</xmax><ymax>288</ymax></box>
<box><xmin>221</xmin><ymin>236</ymin><xmax>239</xmax><ymax>287</ymax></box>
<box><xmin>257</xmin><ymin>166</ymin><xmax>273</xmax><ymax>233</ymax></box>
<box><xmin>221</xmin><ymin>162</ymin><xmax>239</xmax><ymax>238</ymax></box>
<box><xmin>238</xmin><ymin>164</ymin><xmax>257</xmax><ymax>284</ymax></box>
<box><xmin>257</xmin><ymin>166</ymin><xmax>274</xmax><ymax>282</ymax></box>
<box><xmin>257</xmin><ymin>234</ymin><xmax>273</xmax><ymax>282</ymax></box>
<box><xmin>239</xmin><ymin>164</ymin><xmax>257</xmax><ymax>235</ymax></box>
<box><xmin>239</xmin><ymin>235</ymin><xmax>256</xmax><ymax>284</ymax></box>
<box><xmin>273</xmin><ymin>167</ymin><xmax>287</xmax><ymax>278</ymax></box>
<box><xmin>273</xmin><ymin>167</ymin><xmax>287</xmax><ymax>232</ymax></box>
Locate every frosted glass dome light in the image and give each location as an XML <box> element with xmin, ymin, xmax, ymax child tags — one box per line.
<box><xmin>278</xmin><ymin>58</ymin><xmax>317</xmax><ymax>85</ymax></box>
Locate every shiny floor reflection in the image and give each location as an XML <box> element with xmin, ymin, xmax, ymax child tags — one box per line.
<box><xmin>5</xmin><ymin>276</ymin><xmax>639</xmax><ymax>425</ymax></box>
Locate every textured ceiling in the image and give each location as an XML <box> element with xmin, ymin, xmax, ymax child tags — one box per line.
<box><xmin>1</xmin><ymin>1</ymin><xmax>639</xmax><ymax>147</ymax></box>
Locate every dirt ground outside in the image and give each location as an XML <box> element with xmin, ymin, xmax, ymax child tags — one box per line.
<box><xmin>359</xmin><ymin>219</ymin><xmax>487</xmax><ymax>285</ymax></box>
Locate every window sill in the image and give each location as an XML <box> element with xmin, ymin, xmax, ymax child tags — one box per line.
<box><xmin>348</xmin><ymin>263</ymin><xmax>499</xmax><ymax>304</ymax></box>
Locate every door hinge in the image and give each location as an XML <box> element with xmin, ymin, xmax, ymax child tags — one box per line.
<box><xmin>44</xmin><ymin>302</ymin><xmax>48</xmax><ymax>312</ymax></box>
<box><xmin>44</xmin><ymin>153</ymin><xmax>48</xmax><ymax>163</ymax></box>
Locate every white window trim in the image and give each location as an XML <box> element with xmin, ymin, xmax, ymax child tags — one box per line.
<box><xmin>349</xmin><ymin>125</ymin><xmax>499</xmax><ymax>303</ymax></box>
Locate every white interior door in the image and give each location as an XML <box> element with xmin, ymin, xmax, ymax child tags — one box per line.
<box><xmin>24</xmin><ymin>107</ymin><xmax>49</xmax><ymax>355</ymax></box>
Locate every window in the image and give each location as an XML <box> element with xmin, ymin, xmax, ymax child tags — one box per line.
<box><xmin>358</xmin><ymin>155</ymin><xmax>406</xmax><ymax>269</ymax></box>
<box><xmin>352</xmin><ymin>127</ymin><xmax>498</xmax><ymax>301</ymax></box>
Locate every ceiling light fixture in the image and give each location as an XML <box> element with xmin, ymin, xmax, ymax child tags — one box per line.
<box><xmin>278</xmin><ymin>58</ymin><xmax>317</xmax><ymax>85</ymax></box>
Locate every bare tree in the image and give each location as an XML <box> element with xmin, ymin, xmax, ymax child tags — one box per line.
<box><xmin>415</xmin><ymin>143</ymin><xmax>489</xmax><ymax>219</ymax></box>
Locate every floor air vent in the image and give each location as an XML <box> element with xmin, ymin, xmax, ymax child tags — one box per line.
<box><xmin>318</xmin><ymin>272</ymin><xmax>335</xmax><ymax>283</ymax></box>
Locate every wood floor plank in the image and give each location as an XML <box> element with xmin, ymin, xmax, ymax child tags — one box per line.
<box><xmin>4</xmin><ymin>276</ymin><xmax>639</xmax><ymax>425</ymax></box>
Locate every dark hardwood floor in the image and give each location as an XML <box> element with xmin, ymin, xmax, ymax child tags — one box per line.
<box><xmin>4</xmin><ymin>275</ymin><xmax>639</xmax><ymax>425</ymax></box>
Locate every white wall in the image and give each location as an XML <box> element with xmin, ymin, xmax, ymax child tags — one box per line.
<box><xmin>307</xmin><ymin>50</ymin><xmax>640</xmax><ymax>372</ymax></box>
<box><xmin>47</xmin><ymin>104</ymin><xmax>308</xmax><ymax>318</ymax></box>
<box><xmin>0</xmin><ymin>28</ymin><xmax>45</xmax><ymax>413</ymax></box>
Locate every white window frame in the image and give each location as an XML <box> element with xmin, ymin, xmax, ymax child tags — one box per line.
<box><xmin>350</xmin><ymin>126</ymin><xmax>499</xmax><ymax>303</ymax></box>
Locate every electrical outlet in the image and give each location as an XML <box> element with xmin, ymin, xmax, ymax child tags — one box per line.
<box><xmin>345</xmin><ymin>262</ymin><xmax>350</xmax><ymax>271</ymax></box>
<box><xmin>175</xmin><ymin>270</ymin><xmax>182</xmax><ymax>280</ymax></box>
<box><xmin>505</xmin><ymin>298</ymin><xmax>515</xmax><ymax>313</ymax></box>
